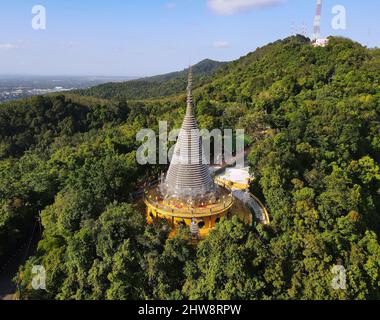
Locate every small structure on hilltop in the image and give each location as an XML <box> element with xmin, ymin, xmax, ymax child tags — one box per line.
<box><xmin>313</xmin><ymin>38</ymin><xmax>329</xmax><ymax>47</ymax></box>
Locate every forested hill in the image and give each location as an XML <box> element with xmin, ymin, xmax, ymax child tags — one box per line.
<box><xmin>75</xmin><ymin>58</ymin><xmax>227</xmax><ymax>100</ymax></box>
<box><xmin>1</xmin><ymin>35</ymin><xmax>380</xmax><ymax>300</ymax></box>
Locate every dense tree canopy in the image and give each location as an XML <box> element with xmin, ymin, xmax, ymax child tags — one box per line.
<box><xmin>1</xmin><ymin>36</ymin><xmax>379</xmax><ymax>300</ymax></box>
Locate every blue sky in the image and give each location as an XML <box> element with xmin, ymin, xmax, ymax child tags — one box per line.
<box><xmin>0</xmin><ymin>0</ymin><xmax>379</xmax><ymax>76</ymax></box>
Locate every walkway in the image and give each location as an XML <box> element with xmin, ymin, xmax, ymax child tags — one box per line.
<box><xmin>232</xmin><ymin>190</ymin><xmax>269</xmax><ymax>225</ymax></box>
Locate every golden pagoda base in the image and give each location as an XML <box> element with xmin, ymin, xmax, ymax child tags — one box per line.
<box><xmin>142</xmin><ymin>186</ymin><xmax>252</xmax><ymax>241</ymax></box>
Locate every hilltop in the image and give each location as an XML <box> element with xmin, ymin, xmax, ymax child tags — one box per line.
<box><xmin>75</xmin><ymin>58</ymin><xmax>227</xmax><ymax>100</ymax></box>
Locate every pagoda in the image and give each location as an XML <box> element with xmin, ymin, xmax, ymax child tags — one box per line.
<box><xmin>144</xmin><ymin>67</ymin><xmax>234</xmax><ymax>240</ymax></box>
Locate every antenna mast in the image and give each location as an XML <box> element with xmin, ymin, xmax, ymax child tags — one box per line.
<box><xmin>313</xmin><ymin>0</ymin><xmax>322</xmax><ymax>41</ymax></box>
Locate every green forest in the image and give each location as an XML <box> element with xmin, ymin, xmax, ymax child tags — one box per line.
<box><xmin>0</xmin><ymin>35</ymin><xmax>379</xmax><ymax>300</ymax></box>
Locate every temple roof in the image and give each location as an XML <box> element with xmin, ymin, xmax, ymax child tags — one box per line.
<box><xmin>162</xmin><ymin>67</ymin><xmax>216</xmax><ymax>201</ymax></box>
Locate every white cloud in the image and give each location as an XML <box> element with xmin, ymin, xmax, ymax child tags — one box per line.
<box><xmin>208</xmin><ymin>0</ymin><xmax>285</xmax><ymax>15</ymax></box>
<box><xmin>213</xmin><ymin>40</ymin><xmax>231</xmax><ymax>48</ymax></box>
<box><xmin>0</xmin><ymin>43</ymin><xmax>19</xmax><ymax>50</ymax></box>
<box><xmin>66</xmin><ymin>41</ymin><xmax>79</xmax><ymax>47</ymax></box>
<box><xmin>165</xmin><ymin>2</ymin><xmax>177</xmax><ymax>9</ymax></box>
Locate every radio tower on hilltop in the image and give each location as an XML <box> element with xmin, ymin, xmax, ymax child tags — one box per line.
<box><xmin>313</xmin><ymin>0</ymin><xmax>322</xmax><ymax>40</ymax></box>
<box><xmin>291</xmin><ymin>21</ymin><xmax>308</xmax><ymax>37</ymax></box>
<box><xmin>312</xmin><ymin>0</ymin><xmax>329</xmax><ymax>47</ymax></box>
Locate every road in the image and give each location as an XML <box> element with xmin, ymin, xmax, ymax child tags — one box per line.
<box><xmin>0</xmin><ymin>221</ymin><xmax>40</xmax><ymax>300</ymax></box>
<box><xmin>0</xmin><ymin>246</ymin><xmax>24</xmax><ymax>300</ymax></box>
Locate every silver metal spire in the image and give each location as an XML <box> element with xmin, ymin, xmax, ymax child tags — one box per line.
<box><xmin>161</xmin><ymin>66</ymin><xmax>217</xmax><ymax>205</ymax></box>
<box><xmin>186</xmin><ymin>66</ymin><xmax>193</xmax><ymax>115</ymax></box>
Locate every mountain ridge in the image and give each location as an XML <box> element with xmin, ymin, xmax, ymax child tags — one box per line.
<box><xmin>75</xmin><ymin>58</ymin><xmax>227</xmax><ymax>100</ymax></box>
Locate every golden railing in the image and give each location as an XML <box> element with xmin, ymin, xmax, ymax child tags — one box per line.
<box><xmin>143</xmin><ymin>191</ymin><xmax>234</xmax><ymax>219</ymax></box>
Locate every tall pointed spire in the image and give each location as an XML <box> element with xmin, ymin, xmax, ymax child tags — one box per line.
<box><xmin>160</xmin><ymin>65</ymin><xmax>218</xmax><ymax>206</ymax></box>
<box><xmin>186</xmin><ymin>66</ymin><xmax>193</xmax><ymax>115</ymax></box>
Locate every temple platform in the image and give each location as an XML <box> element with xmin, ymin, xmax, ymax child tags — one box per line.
<box><xmin>142</xmin><ymin>184</ymin><xmax>254</xmax><ymax>241</ymax></box>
